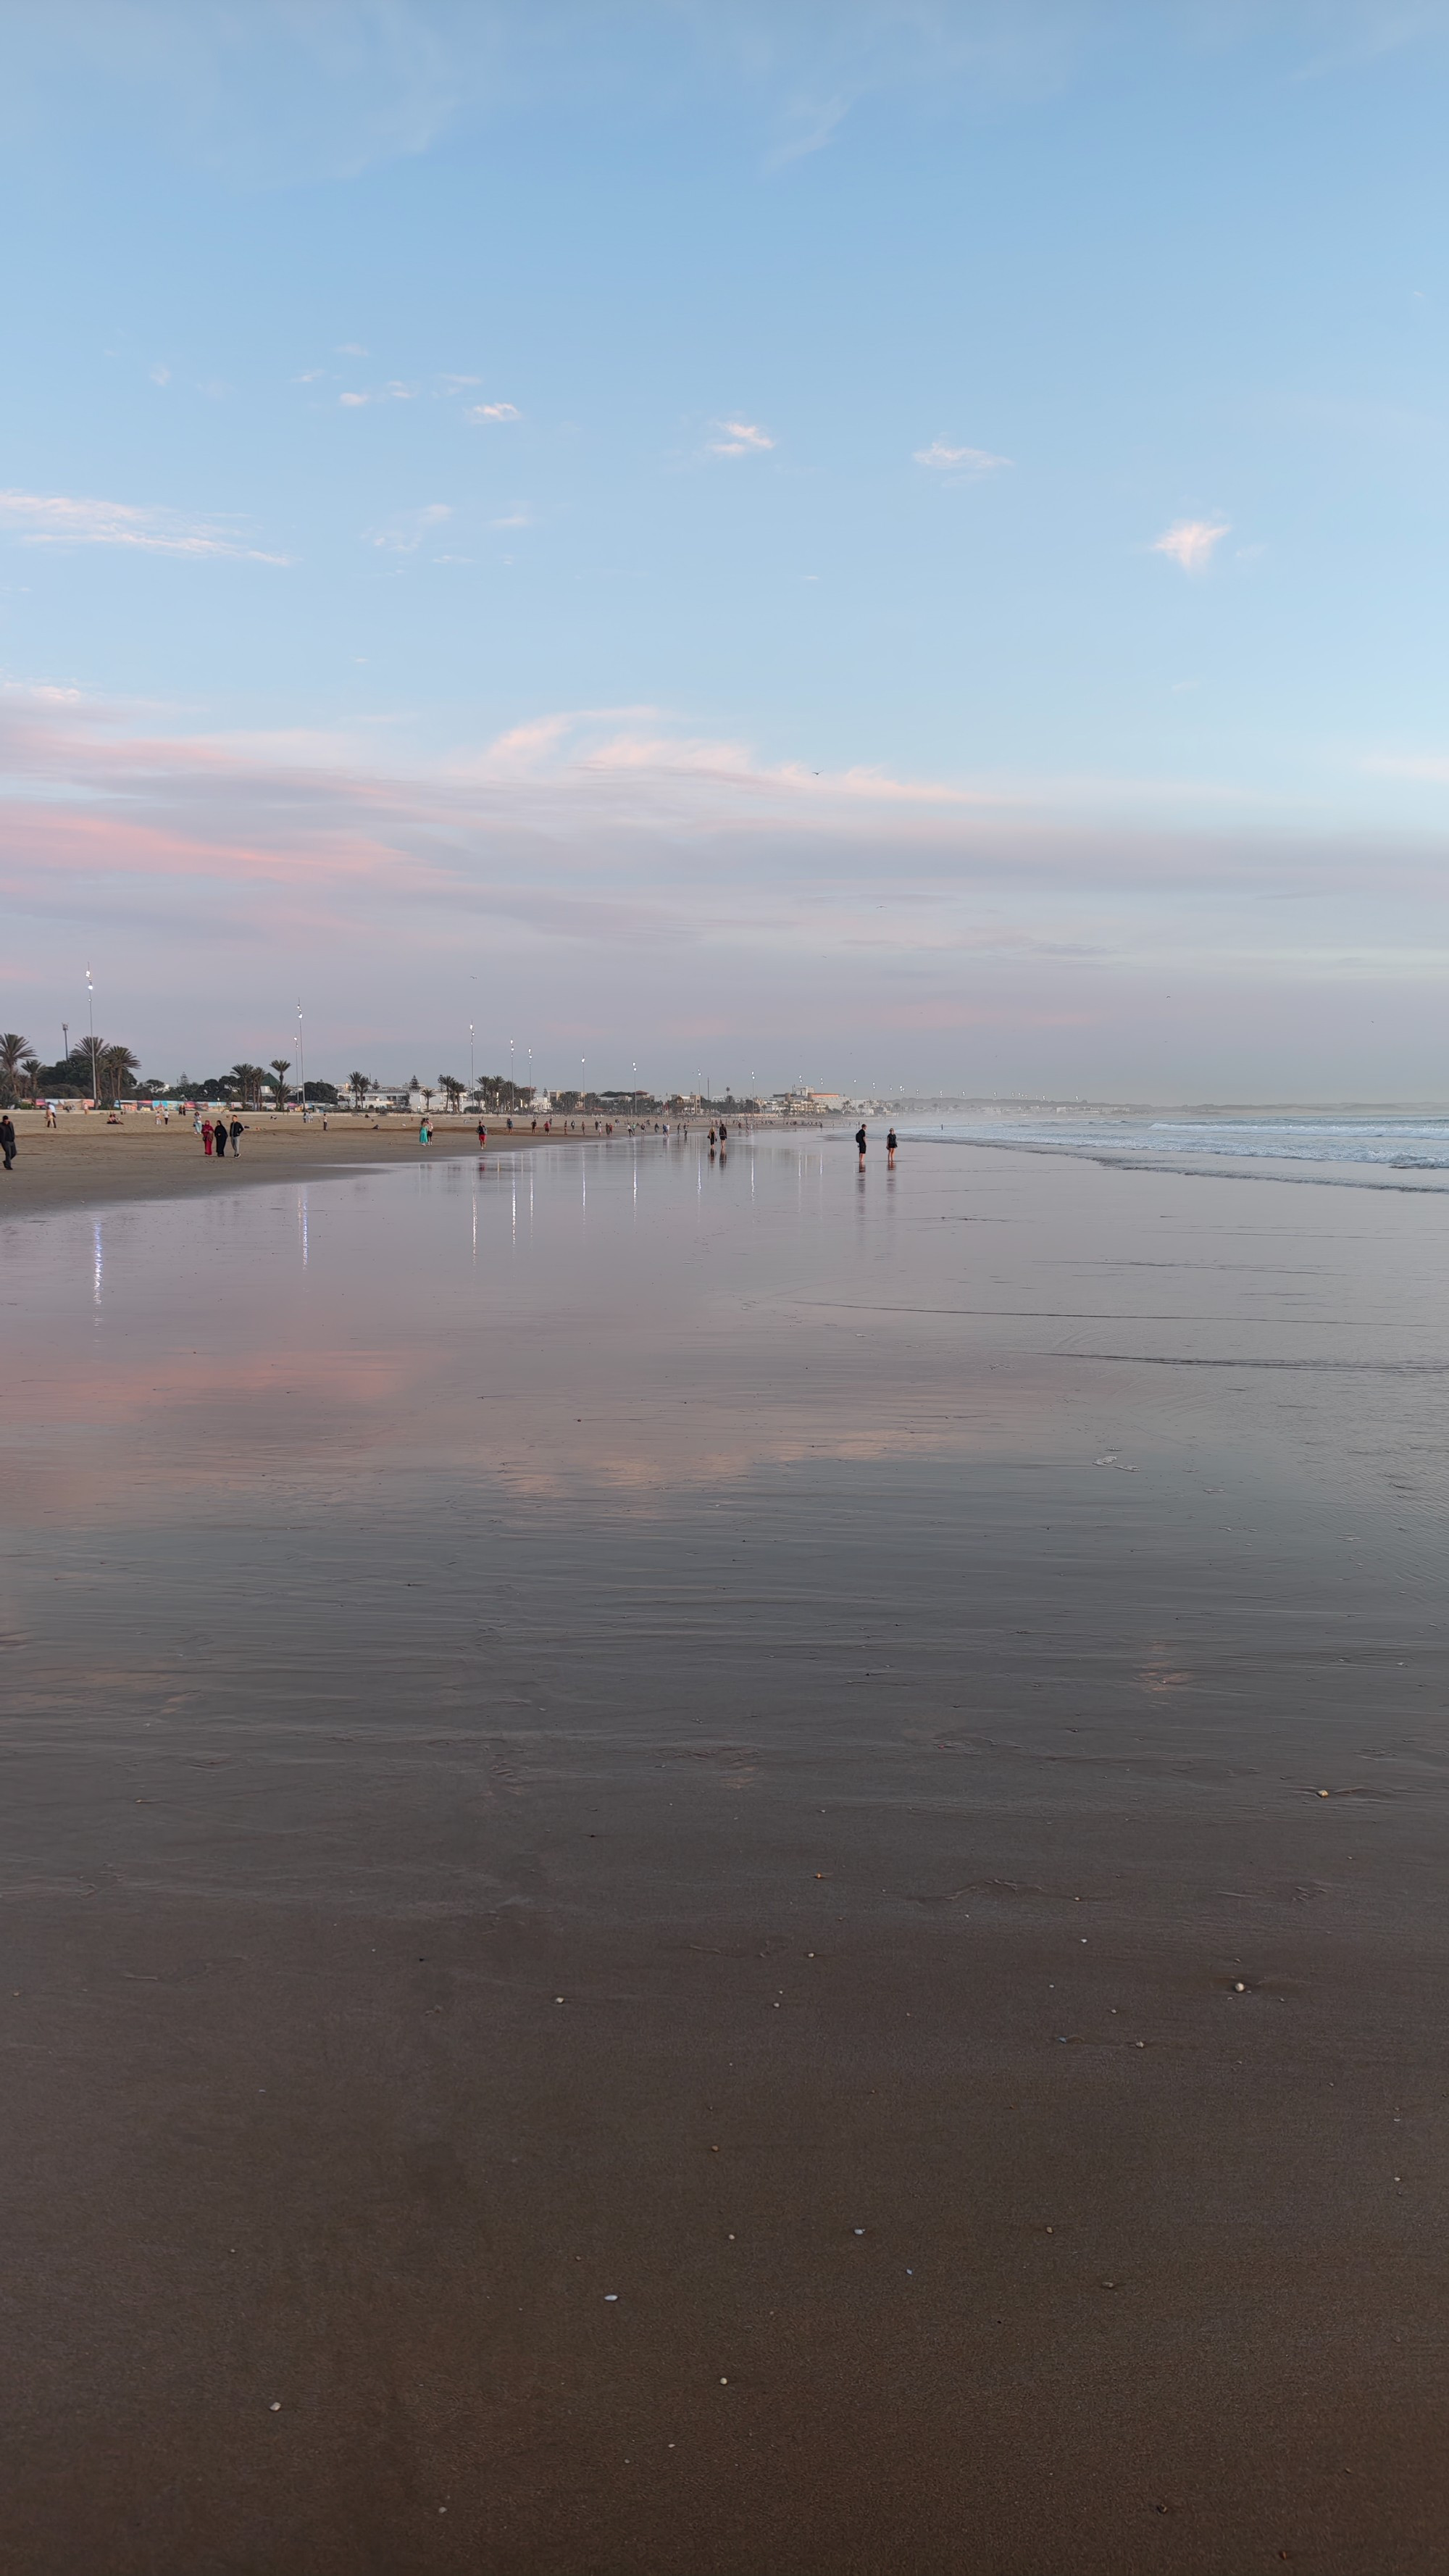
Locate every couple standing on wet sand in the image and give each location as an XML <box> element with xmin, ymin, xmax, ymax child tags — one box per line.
<box><xmin>855</xmin><ymin>1122</ymin><xmax>898</xmax><ymax>1170</ymax></box>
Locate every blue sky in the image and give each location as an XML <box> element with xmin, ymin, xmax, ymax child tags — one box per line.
<box><xmin>6</xmin><ymin>1</ymin><xmax>1449</xmax><ymax>1097</ymax></box>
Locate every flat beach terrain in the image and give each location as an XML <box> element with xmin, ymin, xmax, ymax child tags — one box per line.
<box><xmin>0</xmin><ymin>1107</ymin><xmax>620</xmax><ymax>1214</ymax></box>
<box><xmin>2</xmin><ymin>1131</ymin><xmax>1446</xmax><ymax>2572</ymax></box>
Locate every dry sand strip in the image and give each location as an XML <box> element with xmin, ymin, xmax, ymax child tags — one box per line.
<box><xmin>0</xmin><ymin>1111</ymin><xmax>619</xmax><ymax>1219</ymax></box>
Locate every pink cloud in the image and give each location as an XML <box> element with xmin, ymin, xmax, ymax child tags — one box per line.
<box><xmin>0</xmin><ymin>490</ymin><xmax>288</xmax><ymax>562</ymax></box>
<box><xmin>9</xmin><ymin>685</ymin><xmax>1449</xmax><ymax>1093</ymax></box>
<box><xmin>1151</xmin><ymin>517</ymin><xmax>1229</xmax><ymax>573</ymax></box>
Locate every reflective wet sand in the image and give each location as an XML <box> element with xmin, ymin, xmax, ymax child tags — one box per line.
<box><xmin>3</xmin><ymin>1137</ymin><xmax>1448</xmax><ymax>2572</ymax></box>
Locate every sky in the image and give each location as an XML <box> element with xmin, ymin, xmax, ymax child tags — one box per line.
<box><xmin>6</xmin><ymin>0</ymin><xmax>1449</xmax><ymax>1100</ymax></box>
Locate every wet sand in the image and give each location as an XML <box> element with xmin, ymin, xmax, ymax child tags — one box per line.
<box><xmin>2</xmin><ymin>1138</ymin><xmax>1447</xmax><ymax>2571</ymax></box>
<box><xmin>0</xmin><ymin>1109</ymin><xmax>634</xmax><ymax>1217</ymax></box>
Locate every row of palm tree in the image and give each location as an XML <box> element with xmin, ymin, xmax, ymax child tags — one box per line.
<box><xmin>0</xmin><ymin>1038</ymin><xmax>537</xmax><ymax>1112</ymax></box>
<box><xmin>188</xmin><ymin>1061</ymin><xmax>295</xmax><ymax>1107</ymax></box>
<box><xmin>1</xmin><ymin>1032</ymin><xmax>141</xmax><ymax>1104</ymax></box>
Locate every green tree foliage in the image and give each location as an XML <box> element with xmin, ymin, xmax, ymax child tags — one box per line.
<box><xmin>0</xmin><ymin>1033</ymin><xmax>33</xmax><ymax>1104</ymax></box>
<box><xmin>99</xmin><ymin>1043</ymin><xmax>140</xmax><ymax>1102</ymax></box>
<box><xmin>476</xmin><ymin>1074</ymin><xmax>530</xmax><ymax>1112</ymax></box>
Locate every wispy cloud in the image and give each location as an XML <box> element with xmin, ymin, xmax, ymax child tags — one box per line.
<box><xmin>0</xmin><ymin>491</ymin><xmax>288</xmax><ymax>564</ymax></box>
<box><xmin>366</xmin><ymin>503</ymin><xmax>452</xmax><ymax>554</ymax></box>
<box><xmin>1152</xmin><ymin>517</ymin><xmax>1229</xmax><ymax>574</ymax></box>
<box><xmin>707</xmin><ymin>420</ymin><xmax>775</xmax><ymax>457</ymax></box>
<box><xmin>1</xmin><ymin>685</ymin><xmax>1435</xmax><ymax>952</ymax></box>
<box><xmin>339</xmin><ymin>380</ymin><xmax>417</xmax><ymax>408</ymax></box>
<box><xmin>1363</xmin><ymin>752</ymin><xmax>1449</xmax><ymax>782</ymax></box>
<box><xmin>491</xmin><ymin>506</ymin><xmax>533</xmax><ymax>529</ymax></box>
<box><xmin>149</xmin><ymin>362</ymin><xmax>171</xmax><ymax>387</ymax></box>
<box><xmin>9</xmin><ymin>685</ymin><xmax>1449</xmax><ymax>1093</ymax></box>
<box><xmin>765</xmin><ymin>93</ymin><xmax>850</xmax><ymax>168</ymax></box>
<box><xmin>335</xmin><ymin>343</ymin><xmax>369</xmax><ymax>357</ymax></box>
<box><xmin>913</xmin><ymin>439</ymin><xmax>1011</xmax><ymax>477</ymax></box>
<box><xmin>466</xmin><ymin>400</ymin><xmax>521</xmax><ymax>423</ymax></box>
<box><xmin>439</xmin><ymin>373</ymin><xmax>482</xmax><ymax>392</ymax></box>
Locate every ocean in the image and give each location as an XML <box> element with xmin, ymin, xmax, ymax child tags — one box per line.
<box><xmin>897</xmin><ymin>1106</ymin><xmax>1449</xmax><ymax>1174</ymax></box>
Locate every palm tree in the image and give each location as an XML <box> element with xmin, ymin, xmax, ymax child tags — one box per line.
<box><xmin>101</xmin><ymin>1043</ymin><xmax>140</xmax><ymax>1103</ymax></box>
<box><xmin>0</xmin><ymin>1033</ymin><xmax>33</xmax><ymax>1101</ymax></box>
<box><xmin>348</xmin><ymin>1070</ymin><xmax>372</xmax><ymax>1110</ymax></box>
<box><xmin>269</xmin><ymin>1057</ymin><xmax>292</xmax><ymax>1106</ymax></box>
<box><xmin>20</xmin><ymin>1056</ymin><xmax>40</xmax><ymax>1100</ymax></box>
<box><xmin>228</xmin><ymin>1063</ymin><xmax>269</xmax><ymax>1108</ymax></box>
<box><xmin>438</xmin><ymin>1074</ymin><xmax>464</xmax><ymax>1111</ymax></box>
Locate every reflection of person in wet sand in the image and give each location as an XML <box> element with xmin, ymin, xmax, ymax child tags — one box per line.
<box><xmin>855</xmin><ymin>1121</ymin><xmax>867</xmax><ymax>1168</ymax></box>
<box><xmin>709</xmin><ymin>1127</ymin><xmax>717</xmax><ymax>1157</ymax></box>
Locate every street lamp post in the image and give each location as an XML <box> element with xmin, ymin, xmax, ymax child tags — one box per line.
<box><xmin>469</xmin><ymin>1022</ymin><xmax>475</xmax><ymax>1099</ymax></box>
<box><xmin>296</xmin><ymin>1001</ymin><xmax>306</xmax><ymax>1120</ymax></box>
<box><xmin>85</xmin><ymin>968</ymin><xmax>98</xmax><ymax>1106</ymax></box>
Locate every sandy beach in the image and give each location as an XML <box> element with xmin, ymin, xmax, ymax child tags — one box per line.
<box><xmin>3</xmin><ymin>1134</ymin><xmax>1447</xmax><ymax>2572</ymax></box>
<box><xmin>0</xmin><ymin>1106</ymin><xmax>685</xmax><ymax>1218</ymax></box>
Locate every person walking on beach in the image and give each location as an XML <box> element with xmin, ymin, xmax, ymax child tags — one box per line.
<box><xmin>201</xmin><ymin>1118</ymin><xmax>213</xmax><ymax>1156</ymax></box>
<box><xmin>214</xmin><ymin>1120</ymin><xmax>227</xmax><ymax>1157</ymax></box>
<box><xmin>476</xmin><ymin>1118</ymin><xmax>488</xmax><ymax>1148</ymax></box>
<box><xmin>855</xmin><ymin>1121</ymin><xmax>867</xmax><ymax>1168</ymax></box>
<box><xmin>887</xmin><ymin>1127</ymin><xmax>898</xmax><ymax>1167</ymax></box>
<box><xmin>0</xmin><ymin>1114</ymin><xmax>16</xmax><ymax>1172</ymax></box>
<box><xmin>419</xmin><ymin>1115</ymin><xmax>430</xmax><ymax>1146</ymax></box>
<box><xmin>45</xmin><ymin>1102</ymin><xmax>57</xmax><ymax>1130</ymax></box>
<box><xmin>229</xmin><ymin>1118</ymin><xmax>244</xmax><ymax>1155</ymax></box>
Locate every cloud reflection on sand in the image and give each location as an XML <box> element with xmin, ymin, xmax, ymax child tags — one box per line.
<box><xmin>7</xmin><ymin>1135</ymin><xmax>1449</xmax><ymax>1554</ymax></box>
<box><xmin>2</xmin><ymin>1144</ymin><xmax>1129</xmax><ymax>1533</ymax></box>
